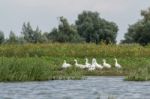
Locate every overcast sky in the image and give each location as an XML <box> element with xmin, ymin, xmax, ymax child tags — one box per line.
<box><xmin>0</xmin><ymin>0</ymin><xmax>150</xmax><ymax>42</ymax></box>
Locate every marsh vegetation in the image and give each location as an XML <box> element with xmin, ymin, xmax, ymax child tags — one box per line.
<box><xmin>0</xmin><ymin>43</ymin><xmax>149</xmax><ymax>81</ymax></box>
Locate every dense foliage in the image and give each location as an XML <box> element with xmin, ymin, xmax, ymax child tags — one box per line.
<box><xmin>76</xmin><ymin>11</ymin><xmax>118</xmax><ymax>44</ymax></box>
<box><xmin>21</xmin><ymin>22</ymin><xmax>48</xmax><ymax>43</ymax></box>
<box><xmin>48</xmin><ymin>17</ymin><xmax>83</xmax><ymax>43</ymax></box>
<box><xmin>122</xmin><ymin>8</ymin><xmax>150</xmax><ymax>45</ymax></box>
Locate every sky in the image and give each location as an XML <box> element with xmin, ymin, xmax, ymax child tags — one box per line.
<box><xmin>0</xmin><ymin>0</ymin><xmax>150</xmax><ymax>42</ymax></box>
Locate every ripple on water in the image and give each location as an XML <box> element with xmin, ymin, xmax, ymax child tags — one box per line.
<box><xmin>0</xmin><ymin>76</ymin><xmax>150</xmax><ymax>99</ymax></box>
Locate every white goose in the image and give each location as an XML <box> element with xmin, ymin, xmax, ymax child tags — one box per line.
<box><xmin>93</xmin><ymin>58</ymin><xmax>103</xmax><ymax>69</ymax></box>
<box><xmin>85</xmin><ymin>58</ymin><xmax>91</xmax><ymax>68</ymax></box>
<box><xmin>88</xmin><ymin>58</ymin><xmax>96</xmax><ymax>71</ymax></box>
<box><xmin>114</xmin><ymin>58</ymin><xmax>122</xmax><ymax>69</ymax></box>
<box><xmin>62</xmin><ymin>60</ymin><xmax>71</xmax><ymax>68</ymax></box>
<box><xmin>74</xmin><ymin>59</ymin><xmax>86</xmax><ymax>69</ymax></box>
<box><xmin>102</xmin><ymin>59</ymin><xmax>111</xmax><ymax>68</ymax></box>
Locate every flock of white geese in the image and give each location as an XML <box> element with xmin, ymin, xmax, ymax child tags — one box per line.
<box><xmin>62</xmin><ymin>58</ymin><xmax>122</xmax><ymax>71</ymax></box>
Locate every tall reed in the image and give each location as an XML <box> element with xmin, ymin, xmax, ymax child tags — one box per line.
<box><xmin>0</xmin><ymin>43</ymin><xmax>150</xmax><ymax>81</ymax></box>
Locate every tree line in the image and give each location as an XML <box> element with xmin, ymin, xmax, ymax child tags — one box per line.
<box><xmin>0</xmin><ymin>8</ymin><xmax>150</xmax><ymax>45</ymax></box>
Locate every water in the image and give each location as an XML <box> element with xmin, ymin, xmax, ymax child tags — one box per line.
<box><xmin>0</xmin><ymin>77</ymin><xmax>150</xmax><ymax>99</ymax></box>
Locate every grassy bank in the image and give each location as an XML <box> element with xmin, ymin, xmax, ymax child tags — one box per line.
<box><xmin>0</xmin><ymin>57</ymin><xmax>82</xmax><ymax>82</ymax></box>
<box><xmin>125</xmin><ymin>65</ymin><xmax>150</xmax><ymax>81</ymax></box>
<box><xmin>0</xmin><ymin>43</ymin><xmax>150</xmax><ymax>81</ymax></box>
<box><xmin>0</xmin><ymin>43</ymin><xmax>150</xmax><ymax>58</ymax></box>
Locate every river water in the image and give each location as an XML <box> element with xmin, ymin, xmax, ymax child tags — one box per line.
<box><xmin>0</xmin><ymin>76</ymin><xmax>150</xmax><ymax>99</ymax></box>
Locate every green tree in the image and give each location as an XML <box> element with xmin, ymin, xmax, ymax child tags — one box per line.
<box><xmin>8</xmin><ymin>31</ymin><xmax>17</xmax><ymax>43</ymax></box>
<box><xmin>122</xmin><ymin>8</ymin><xmax>150</xmax><ymax>45</ymax></box>
<box><xmin>21</xmin><ymin>22</ymin><xmax>34</xmax><ymax>43</ymax></box>
<box><xmin>33</xmin><ymin>27</ymin><xmax>42</xmax><ymax>43</ymax></box>
<box><xmin>0</xmin><ymin>31</ymin><xmax>5</xmax><ymax>44</ymax></box>
<box><xmin>76</xmin><ymin>11</ymin><xmax>118</xmax><ymax>44</ymax></box>
<box><xmin>49</xmin><ymin>16</ymin><xmax>83</xmax><ymax>43</ymax></box>
<box><xmin>34</xmin><ymin>27</ymin><xmax>48</xmax><ymax>43</ymax></box>
<box><xmin>21</xmin><ymin>22</ymin><xmax>45</xmax><ymax>43</ymax></box>
<box><xmin>17</xmin><ymin>37</ymin><xmax>26</xmax><ymax>44</ymax></box>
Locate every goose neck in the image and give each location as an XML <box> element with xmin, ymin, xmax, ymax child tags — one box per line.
<box><xmin>86</xmin><ymin>59</ymin><xmax>88</xmax><ymax>64</ymax></box>
<box><xmin>103</xmin><ymin>60</ymin><xmax>106</xmax><ymax>64</ymax></box>
<box><xmin>75</xmin><ymin>60</ymin><xmax>78</xmax><ymax>65</ymax></box>
<box><xmin>115</xmin><ymin>59</ymin><xmax>118</xmax><ymax>64</ymax></box>
<box><xmin>64</xmin><ymin>60</ymin><xmax>66</xmax><ymax>64</ymax></box>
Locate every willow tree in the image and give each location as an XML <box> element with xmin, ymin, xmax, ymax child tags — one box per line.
<box><xmin>122</xmin><ymin>8</ymin><xmax>150</xmax><ymax>45</ymax></box>
<box><xmin>49</xmin><ymin>16</ymin><xmax>83</xmax><ymax>43</ymax></box>
<box><xmin>75</xmin><ymin>11</ymin><xmax>118</xmax><ymax>44</ymax></box>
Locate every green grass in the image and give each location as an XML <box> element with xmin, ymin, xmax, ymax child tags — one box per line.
<box><xmin>125</xmin><ymin>65</ymin><xmax>150</xmax><ymax>81</ymax></box>
<box><xmin>0</xmin><ymin>43</ymin><xmax>150</xmax><ymax>81</ymax></box>
<box><xmin>0</xmin><ymin>43</ymin><xmax>149</xmax><ymax>58</ymax></box>
<box><xmin>0</xmin><ymin>57</ymin><xmax>83</xmax><ymax>82</ymax></box>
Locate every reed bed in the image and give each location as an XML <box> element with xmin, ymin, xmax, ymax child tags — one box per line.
<box><xmin>0</xmin><ymin>57</ymin><xmax>82</xmax><ymax>82</ymax></box>
<box><xmin>0</xmin><ymin>43</ymin><xmax>149</xmax><ymax>58</ymax></box>
<box><xmin>0</xmin><ymin>43</ymin><xmax>150</xmax><ymax>81</ymax></box>
<box><xmin>125</xmin><ymin>65</ymin><xmax>150</xmax><ymax>81</ymax></box>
